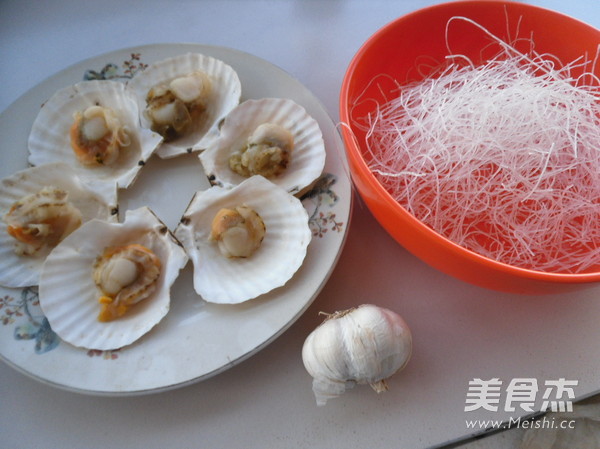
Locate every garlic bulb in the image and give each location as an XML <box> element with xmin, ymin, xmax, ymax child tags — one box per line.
<box><xmin>302</xmin><ymin>304</ymin><xmax>412</xmax><ymax>406</ymax></box>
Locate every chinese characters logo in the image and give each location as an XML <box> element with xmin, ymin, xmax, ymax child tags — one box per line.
<box><xmin>465</xmin><ymin>378</ymin><xmax>578</xmax><ymax>413</ymax></box>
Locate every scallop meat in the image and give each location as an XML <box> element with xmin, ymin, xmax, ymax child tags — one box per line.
<box><xmin>0</xmin><ymin>162</ymin><xmax>118</xmax><ymax>288</ymax></box>
<box><xmin>199</xmin><ymin>97</ymin><xmax>326</xmax><ymax>194</ymax></box>
<box><xmin>174</xmin><ymin>175</ymin><xmax>311</xmax><ymax>304</ymax></box>
<box><xmin>38</xmin><ymin>207</ymin><xmax>188</xmax><ymax>350</ymax></box>
<box><xmin>127</xmin><ymin>52</ymin><xmax>242</xmax><ymax>159</ymax></box>
<box><xmin>28</xmin><ymin>80</ymin><xmax>163</xmax><ymax>189</ymax></box>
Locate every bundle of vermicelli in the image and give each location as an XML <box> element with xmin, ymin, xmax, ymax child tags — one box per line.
<box><xmin>360</xmin><ymin>22</ymin><xmax>600</xmax><ymax>273</ymax></box>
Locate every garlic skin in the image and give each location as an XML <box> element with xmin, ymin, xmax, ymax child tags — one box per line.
<box><xmin>302</xmin><ymin>304</ymin><xmax>412</xmax><ymax>406</ymax></box>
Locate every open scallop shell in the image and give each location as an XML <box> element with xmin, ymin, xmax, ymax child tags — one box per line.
<box><xmin>199</xmin><ymin>97</ymin><xmax>326</xmax><ymax>195</ymax></box>
<box><xmin>174</xmin><ymin>175</ymin><xmax>311</xmax><ymax>304</ymax></box>
<box><xmin>0</xmin><ymin>162</ymin><xmax>118</xmax><ymax>288</ymax></box>
<box><xmin>38</xmin><ymin>207</ymin><xmax>188</xmax><ymax>350</ymax></box>
<box><xmin>127</xmin><ymin>52</ymin><xmax>242</xmax><ymax>159</ymax></box>
<box><xmin>28</xmin><ymin>80</ymin><xmax>162</xmax><ymax>189</ymax></box>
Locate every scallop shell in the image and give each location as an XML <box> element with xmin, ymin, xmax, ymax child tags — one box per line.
<box><xmin>0</xmin><ymin>162</ymin><xmax>118</xmax><ymax>288</ymax></box>
<box><xmin>199</xmin><ymin>97</ymin><xmax>326</xmax><ymax>194</ymax></box>
<box><xmin>174</xmin><ymin>175</ymin><xmax>311</xmax><ymax>304</ymax></box>
<box><xmin>28</xmin><ymin>80</ymin><xmax>162</xmax><ymax>189</ymax></box>
<box><xmin>39</xmin><ymin>207</ymin><xmax>188</xmax><ymax>351</ymax></box>
<box><xmin>127</xmin><ymin>52</ymin><xmax>242</xmax><ymax>159</ymax></box>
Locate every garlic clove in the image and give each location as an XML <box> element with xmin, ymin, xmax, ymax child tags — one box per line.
<box><xmin>302</xmin><ymin>304</ymin><xmax>412</xmax><ymax>406</ymax></box>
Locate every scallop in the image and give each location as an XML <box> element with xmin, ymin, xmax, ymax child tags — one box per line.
<box><xmin>38</xmin><ymin>207</ymin><xmax>188</xmax><ymax>350</ymax></box>
<box><xmin>28</xmin><ymin>80</ymin><xmax>162</xmax><ymax>189</ymax></box>
<box><xmin>209</xmin><ymin>205</ymin><xmax>266</xmax><ymax>258</ymax></box>
<box><xmin>128</xmin><ymin>53</ymin><xmax>242</xmax><ymax>159</ymax></box>
<box><xmin>174</xmin><ymin>175</ymin><xmax>311</xmax><ymax>304</ymax></box>
<box><xmin>199</xmin><ymin>98</ymin><xmax>326</xmax><ymax>194</ymax></box>
<box><xmin>0</xmin><ymin>163</ymin><xmax>118</xmax><ymax>288</ymax></box>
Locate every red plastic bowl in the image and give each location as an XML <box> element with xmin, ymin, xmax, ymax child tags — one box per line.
<box><xmin>339</xmin><ymin>1</ymin><xmax>600</xmax><ymax>294</ymax></box>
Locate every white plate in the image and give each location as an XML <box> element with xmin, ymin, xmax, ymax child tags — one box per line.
<box><xmin>0</xmin><ymin>44</ymin><xmax>352</xmax><ymax>395</ymax></box>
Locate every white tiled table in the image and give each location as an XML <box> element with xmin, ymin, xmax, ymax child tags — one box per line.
<box><xmin>1</xmin><ymin>1</ymin><xmax>600</xmax><ymax>448</ymax></box>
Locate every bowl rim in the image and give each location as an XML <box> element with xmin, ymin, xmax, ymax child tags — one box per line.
<box><xmin>339</xmin><ymin>0</ymin><xmax>600</xmax><ymax>284</ymax></box>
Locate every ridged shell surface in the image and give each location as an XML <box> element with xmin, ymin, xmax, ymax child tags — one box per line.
<box><xmin>0</xmin><ymin>163</ymin><xmax>118</xmax><ymax>288</ymax></box>
<box><xmin>28</xmin><ymin>80</ymin><xmax>162</xmax><ymax>189</ymax></box>
<box><xmin>174</xmin><ymin>175</ymin><xmax>311</xmax><ymax>304</ymax></box>
<box><xmin>38</xmin><ymin>207</ymin><xmax>189</xmax><ymax>351</ymax></box>
<box><xmin>127</xmin><ymin>52</ymin><xmax>242</xmax><ymax>158</ymax></box>
<box><xmin>199</xmin><ymin>98</ymin><xmax>326</xmax><ymax>194</ymax></box>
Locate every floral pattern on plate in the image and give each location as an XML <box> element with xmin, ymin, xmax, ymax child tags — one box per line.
<box><xmin>84</xmin><ymin>53</ymin><xmax>148</xmax><ymax>81</ymax></box>
<box><xmin>1</xmin><ymin>287</ymin><xmax>58</xmax><ymax>355</ymax></box>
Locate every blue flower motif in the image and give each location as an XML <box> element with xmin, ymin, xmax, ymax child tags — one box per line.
<box><xmin>84</xmin><ymin>63</ymin><xmax>120</xmax><ymax>80</ymax></box>
<box><xmin>2</xmin><ymin>287</ymin><xmax>60</xmax><ymax>355</ymax></box>
<box><xmin>82</xmin><ymin>53</ymin><xmax>147</xmax><ymax>81</ymax></box>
